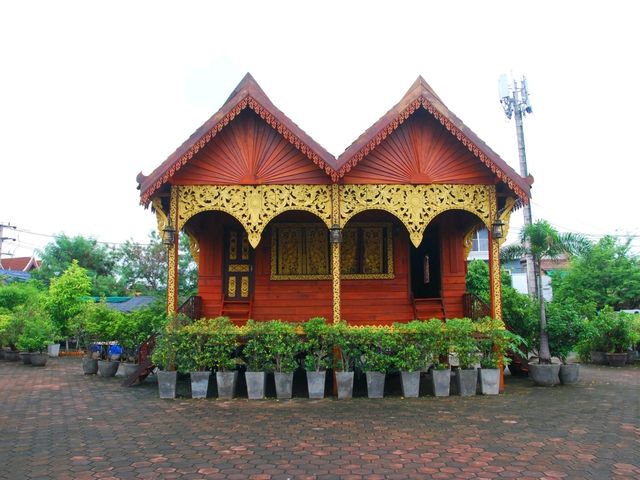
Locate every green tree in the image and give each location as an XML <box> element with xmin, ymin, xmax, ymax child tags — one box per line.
<box><xmin>501</xmin><ymin>220</ymin><xmax>589</xmax><ymax>364</ymax></box>
<box><xmin>116</xmin><ymin>231</ymin><xmax>167</xmax><ymax>294</ymax></box>
<box><xmin>553</xmin><ymin>236</ymin><xmax>640</xmax><ymax>311</ymax></box>
<box><xmin>47</xmin><ymin>260</ymin><xmax>92</xmax><ymax>343</ymax></box>
<box><xmin>33</xmin><ymin>234</ymin><xmax>123</xmax><ymax>296</ymax></box>
<box><xmin>0</xmin><ymin>280</ymin><xmax>46</xmax><ymax>312</ymax></box>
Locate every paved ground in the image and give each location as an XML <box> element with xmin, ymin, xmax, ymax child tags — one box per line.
<box><xmin>1</xmin><ymin>357</ymin><xmax>638</xmax><ymax>480</ymax></box>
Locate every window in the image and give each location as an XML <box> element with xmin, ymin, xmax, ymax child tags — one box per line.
<box><xmin>471</xmin><ymin>229</ymin><xmax>489</xmax><ymax>252</ymax></box>
<box><xmin>270</xmin><ymin>222</ymin><xmax>393</xmax><ymax>280</ymax></box>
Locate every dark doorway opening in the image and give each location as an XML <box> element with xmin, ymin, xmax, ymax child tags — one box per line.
<box><xmin>410</xmin><ymin>225</ymin><xmax>441</xmax><ymax>298</ymax></box>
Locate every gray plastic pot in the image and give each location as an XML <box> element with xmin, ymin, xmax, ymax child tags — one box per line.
<box><xmin>559</xmin><ymin>363</ymin><xmax>580</xmax><ymax>385</ymax></box>
<box><xmin>30</xmin><ymin>352</ymin><xmax>48</xmax><ymax>367</ymax></box>
<box><xmin>456</xmin><ymin>368</ymin><xmax>478</xmax><ymax>396</ymax></box>
<box><xmin>274</xmin><ymin>372</ymin><xmax>294</xmax><ymax>399</ymax></box>
<box><xmin>157</xmin><ymin>370</ymin><xmax>177</xmax><ymax>399</ymax></box>
<box><xmin>431</xmin><ymin>368</ymin><xmax>451</xmax><ymax>397</ymax></box>
<box><xmin>191</xmin><ymin>371</ymin><xmax>211</xmax><ymax>399</ymax></box>
<box><xmin>365</xmin><ymin>371</ymin><xmax>385</xmax><ymax>398</ymax></box>
<box><xmin>306</xmin><ymin>371</ymin><xmax>326</xmax><ymax>399</ymax></box>
<box><xmin>478</xmin><ymin>368</ymin><xmax>500</xmax><ymax>395</ymax></box>
<box><xmin>82</xmin><ymin>357</ymin><xmax>99</xmax><ymax>375</ymax></box>
<box><xmin>400</xmin><ymin>371</ymin><xmax>421</xmax><ymax>398</ymax></box>
<box><xmin>245</xmin><ymin>371</ymin><xmax>266</xmax><ymax>400</ymax></box>
<box><xmin>98</xmin><ymin>360</ymin><xmax>120</xmax><ymax>377</ymax></box>
<box><xmin>216</xmin><ymin>371</ymin><xmax>238</xmax><ymax>399</ymax></box>
<box><xmin>528</xmin><ymin>362</ymin><xmax>560</xmax><ymax>386</ymax></box>
<box><xmin>335</xmin><ymin>371</ymin><xmax>354</xmax><ymax>400</ymax></box>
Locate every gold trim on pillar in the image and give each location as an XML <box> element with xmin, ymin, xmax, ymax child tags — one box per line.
<box><xmin>331</xmin><ymin>183</ymin><xmax>341</xmax><ymax>324</ymax></box>
<box><xmin>176</xmin><ymin>184</ymin><xmax>333</xmax><ymax>247</ymax></box>
<box><xmin>340</xmin><ymin>184</ymin><xmax>494</xmax><ymax>247</ymax></box>
<box><xmin>489</xmin><ymin>191</ymin><xmax>503</xmax><ymax>321</ymax></box>
<box><xmin>167</xmin><ymin>186</ymin><xmax>179</xmax><ymax>315</ymax></box>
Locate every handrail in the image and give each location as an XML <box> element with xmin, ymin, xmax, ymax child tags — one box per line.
<box><xmin>462</xmin><ymin>292</ymin><xmax>491</xmax><ymax>319</ymax></box>
<box><xmin>178</xmin><ymin>295</ymin><xmax>202</xmax><ymax>320</ymax></box>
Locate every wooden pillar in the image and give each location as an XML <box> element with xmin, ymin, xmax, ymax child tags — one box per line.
<box><xmin>331</xmin><ymin>184</ymin><xmax>341</xmax><ymax>324</ymax></box>
<box><xmin>167</xmin><ymin>185</ymin><xmax>179</xmax><ymax>315</ymax></box>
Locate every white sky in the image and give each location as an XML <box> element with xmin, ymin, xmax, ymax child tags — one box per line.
<box><xmin>1</xmin><ymin>0</ymin><xmax>639</xmax><ymax>259</ymax></box>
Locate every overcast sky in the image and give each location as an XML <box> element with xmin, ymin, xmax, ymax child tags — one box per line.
<box><xmin>1</xmin><ymin>1</ymin><xmax>638</xmax><ymax>259</ymax></box>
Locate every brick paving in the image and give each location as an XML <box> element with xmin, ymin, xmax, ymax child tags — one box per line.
<box><xmin>1</xmin><ymin>357</ymin><xmax>638</xmax><ymax>480</ymax></box>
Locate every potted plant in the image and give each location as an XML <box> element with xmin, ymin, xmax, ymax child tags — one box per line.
<box><xmin>475</xmin><ymin>318</ymin><xmax>524</xmax><ymax>394</ymax></box>
<box><xmin>206</xmin><ymin>317</ymin><xmax>240</xmax><ymax>399</ymax></box>
<box><xmin>2</xmin><ymin>311</ymin><xmax>24</xmax><ymax>362</ymax></box>
<box><xmin>84</xmin><ymin>303</ymin><xmax>122</xmax><ymax>377</ymax></box>
<box><xmin>242</xmin><ymin>320</ymin><xmax>273</xmax><ymax>400</ymax></box>
<box><xmin>15</xmin><ymin>306</ymin><xmax>58</xmax><ymax>367</ymax></box>
<box><xmin>445</xmin><ymin>318</ymin><xmax>478</xmax><ymax>396</ymax></box>
<box><xmin>425</xmin><ymin>319</ymin><xmax>451</xmax><ymax>397</ymax></box>
<box><xmin>70</xmin><ymin>303</ymin><xmax>100</xmax><ymax>374</ymax></box>
<box><xmin>263</xmin><ymin>320</ymin><xmax>300</xmax><ymax>400</ymax></box>
<box><xmin>393</xmin><ymin>320</ymin><xmax>442</xmax><ymax>398</ymax></box>
<box><xmin>546</xmin><ymin>301</ymin><xmax>584</xmax><ymax>384</ymax></box>
<box><xmin>177</xmin><ymin>319</ymin><xmax>212</xmax><ymax>399</ymax></box>
<box><xmin>501</xmin><ymin>220</ymin><xmax>588</xmax><ymax>386</ymax></box>
<box><xmin>301</xmin><ymin>317</ymin><xmax>333</xmax><ymax>399</ymax></box>
<box><xmin>605</xmin><ymin>309</ymin><xmax>632</xmax><ymax>367</ymax></box>
<box><xmin>151</xmin><ymin>318</ymin><xmax>180</xmax><ymax>399</ymax></box>
<box><xmin>359</xmin><ymin>326</ymin><xmax>394</xmax><ymax>399</ymax></box>
<box><xmin>332</xmin><ymin>321</ymin><xmax>362</xmax><ymax>399</ymax></box>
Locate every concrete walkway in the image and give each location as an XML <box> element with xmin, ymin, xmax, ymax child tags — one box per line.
<box><xmin>1</xmin><ymin>357</ymin><xmax>638</xmax><ymax>479</ymax></box>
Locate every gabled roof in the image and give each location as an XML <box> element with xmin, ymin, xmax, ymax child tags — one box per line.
<box><xmin>336</xmin><ymin>76</ymin><xmax>532</xmax><ymax>201</ymax></box>
<box><xmin>138</xmin><ymin>74</ymin><xmax>338</xmax><ymax>205</ymax></box>
<box><xmin>0</xmin><ymin>256</ymin><xmax>41</xmax><ymax>272</ymax></box>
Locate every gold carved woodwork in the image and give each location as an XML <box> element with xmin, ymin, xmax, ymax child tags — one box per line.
<box><xmin>497</xmin><ymin>196</ymin><xmax>516</xmax><ymax>246</ymax></box>
<box><xmin>462</xmin><ymin>227</ymin><xmax>476</xmax><ymax>260</ymax></box>
<box><xmin>241</xmin><ymin>277</ymin><xmax>249</xmax><ymax>297</ymax></box>
<box><xmin>176</xmin><ymin>184</ymin><xmax>333</xmax><ymax>248</ymax></box>
<box><xmin>228</xmin><ymin>264</ymin><xmax>250</xmax><ymax>273</ymax></box>
<box><xmin>229</xmin><ymin>231</ymin><xmax>238</xmax><ymax>260</ymax></box>
<box><xmin>270</xmin><ymin>222</ymin><xmax>393</xmax><ymax>280</ymax></box>
<box><xmin>166</xmin><ymin>186</ymin><xmax>178</xmax><ymax>314</ymax></box>
<box><xmin>490</xmin><ymin>235</ymin><xmax>503</xmax><ymax>320</ymax></box>
<box><xmin>341</xmin><ymin>228</ymin><xmax>358</xmax><ymax>274</ymax></box>
<box><xmin>331</xmin><ymin>183</ymin><xmax>341</xmax><ymax>323</ymax></box>
<box><xmin>228</xmin><ymin>277</ymin><xmax>237</xmax><ymax>297</ymax></box>
<box><xmin>340</xmin><ymin>184</ymin><xmax>494</xmax><ymax>247</ymax></box>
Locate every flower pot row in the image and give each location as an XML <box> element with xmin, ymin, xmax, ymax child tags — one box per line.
<box><xmin>155</xmin><ymin>367</ymin><xmax>505</xmax><ymax>399</ymax></box>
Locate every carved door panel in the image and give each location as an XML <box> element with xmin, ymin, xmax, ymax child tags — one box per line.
<box><xmin>223</xmin><ymin>228</ymin><xmax>254</xmax><ymax>300</ymax></box>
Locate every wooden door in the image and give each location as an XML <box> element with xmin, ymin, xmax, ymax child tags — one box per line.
<box><xmin>223</xmin><ymin>228</ymin><xmax>253</xmax><ymax>300</ymax></box>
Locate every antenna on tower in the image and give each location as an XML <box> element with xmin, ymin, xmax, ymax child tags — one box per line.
<box><xmin>498</xmin><ymin>74</ymin><xmax>537</xmax><ymax>298</ymax></box>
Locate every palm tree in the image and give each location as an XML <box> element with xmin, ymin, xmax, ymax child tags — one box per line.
<box><xmin>501</xmin><ymin>220</ymin><xmax>590</xmax><ymax>364</ymax></box>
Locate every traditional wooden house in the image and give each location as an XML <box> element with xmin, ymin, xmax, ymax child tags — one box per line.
<box><xmin>137</xmin><ymin>74</ymin><xmax>531</xmax><ymax>325</ymax></box>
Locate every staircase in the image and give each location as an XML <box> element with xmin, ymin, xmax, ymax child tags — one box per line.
<box><xmin>122</xmin><ymin>334</ymin><xmax>157</xmax><ymax>387</ymax></box>
<box><xmin>220</xmin><ymin>300</ymin><xmax>252</xmax><ymax>321</ymax></box>
<box><xmin>413</xmin><ymin>298</ymin><xmax>445</xmax><ymax>320</ymax></box>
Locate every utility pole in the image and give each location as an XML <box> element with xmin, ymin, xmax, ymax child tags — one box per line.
<box><xmin>499</xmin><ymin>75</ymin><xmax>537</xmax><ymax>298</ymax></box>
<box><xmin>0</xmin><ymin>222</ymin><xmax>17</xmax><ymax>268</ymax></box>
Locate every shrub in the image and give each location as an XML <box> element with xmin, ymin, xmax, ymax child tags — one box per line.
<box><xmin>15</xmin><ymin>305</ymin><xmax>58</xmax><ymax>353</ymax></box>
<box><xmin>545</xmin><ymin>301</ymin><xmax>585</xmax><ymax>363</ymax></box>
<box><xmin>358</xmin><ymin>326</ymin><xmax>395</xmax><ymax>373</ymax></box>
<box><xmin>332</xmin><ymin>321</ymin><xmax>362</xmax><ymax>372</ymax></box>
<box><xmin>445</xmin><ymin>318</ymin><xmax>478</xmax><ymax>369</ymax></box>
<box><xmin>242</xmin><ymin>320</ymin><xmax>273</xmax><ymax>372</ymax></box>
<box><xmin>301</xmin><ymin>317</ymin><xmax>333</xmax><ymax>372</ymax></box>
<box><xmin>474</xmin><ymin>317</ymin><xmax>524</xmax><ymax>368</ymax></box>
<box><xmin>151</xmin><ymin>318</ymin><xmax>181</xmax><ymax>371</ymax></box>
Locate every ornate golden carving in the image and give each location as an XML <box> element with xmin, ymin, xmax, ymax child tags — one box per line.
<box><xmin>490</xmin><ymin>236</ymin><xmax>502</xmax><ymax>320</ymax></box>
<box><xmin>241</xmin><ymin>276</ymin><xmax>249</xmax><ymax>297</ymax></box>
<box><xmin>331</xmin><ymin>184</ymin><xmax>341</xmax><ymax>324</ymax></box>
<box><xmin>363</xmin><ymin>227</ymin><xmax>383</xmax><ymax>274</ymax></box>
<box><xmin>489</xmin><ymin>190</ymin><xmax>503</xmax><ymax>320</ymax></box>
<box><xmin>462</xmin><ymin>227</ymin><xmax>476</xmax><ymax>260</ymax></box>
<box><xmin>166</xmin><ymin>186</ymin><xmax>178</xmax><ymax>314</ymax></box>
<box><xmin>184</xmin><ymin>230</ymin><xmax>200</xmax><ymax>266</ymax></box>
<box><xmin>306</xmin><ymin>227</ymin><xmax>329</xmax><ymax>275</ymax></box>
<box><xmin>341</xmin><ymin>228</ymin><xmax>358</xmax><ymax>274</ymax></box>
<box><xmin>229</xmin><ymin>231</ymin><xmax>238</xmax><ymax>260</ymax></box>
<box><xmin>151</xmin><ymin>197</ymin><xmax>168</xmax><ymax>235</ymax></box>
<box><xmin>340</xmin><ymin>184</ymin><xmax>494</xmax><ymax>247</ymax></box>
<box><xmin>497</xmin><ymin>196</ymin><xmax>517</xmax><ymax>247</ymax></box>
<box><xmin>228</xmin><ymin>277</ymin><xmax>237</xmax><ymax>297</ymax></box>
<box><xmin>241</xmin><ymin>234</ymin><xmax>250</xmax><ymax>260</ymax></box>
<box><xmin>177</xmin><ymin>184</ymin><xmax>332</xmax><ymax>247</ymax></box>
<box><xmin>228</xmin><ymin>264</ymin><xmax>250</xmax><ymax>273</ymax></box>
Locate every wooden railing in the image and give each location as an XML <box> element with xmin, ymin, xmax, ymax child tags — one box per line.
<box><xmin>462</xmin><ymin>293</ymin><xmax>491</xmax><ymax>320</ymax></box>
<box><xmin>178</xmin><ymin>295</ymin><xmax>202</xmax><ymax>320</ymax></box>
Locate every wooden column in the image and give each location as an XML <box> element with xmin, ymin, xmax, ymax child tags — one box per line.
<box><xmin>331</xmin><ymin>184</ymin><xmax>341</xmax><ymax>324</ymax></box>
<box><xmin>167</xmin><ymin>186</ymin><xmax>179</xmax><ymax>315</ymax></box>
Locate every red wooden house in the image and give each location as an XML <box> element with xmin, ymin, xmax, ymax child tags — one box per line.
<box><xmin>137</xmin><ymin>74</ymin><xmax>531</xmax><ymax>325</ymax></box>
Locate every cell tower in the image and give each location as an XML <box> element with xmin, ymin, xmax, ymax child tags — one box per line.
<box><xmin>499</xmin><ymin>74</ymin><xmax>537</xmax><ymax>298</ymax></box>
